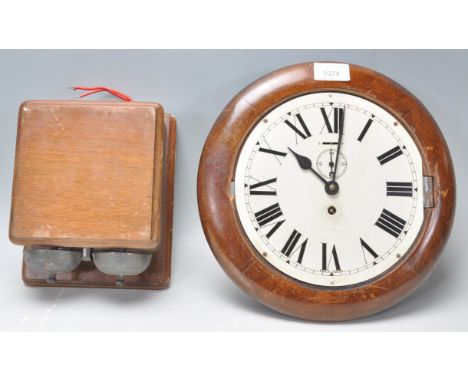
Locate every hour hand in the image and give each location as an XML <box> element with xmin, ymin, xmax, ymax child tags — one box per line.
<box><xmin>288</xmin><ymin>148</ymin><xmax>327</xmax><ymax>184</ymax></box>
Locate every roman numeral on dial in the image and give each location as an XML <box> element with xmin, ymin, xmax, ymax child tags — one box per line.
<box><xmin>357</xmin><ymin>118</ymin><xmax>373</xmax><ymax>142</ymax></box>
<box><xmin>265</xmin><ymin>219</ymin><xmax>285</xmax><ymax>239</ymax></box>
<box><xmin>386</xmin><ymin>182</ymin><xmax>413</xmax><ymax>197</ymax></box>
<box><xmin>321</xmin><ymin>243</ymin><xmax>341</xmax><ymax>271</ymax></box>
<box><xmin>254</xmin><ymin>203</ymin><xmax>283</xmax><ymax>227</ymax></box>
<box><xmin>360</xmin><ymin>238</ymin><xmax>379</xmax><ymax>261</ymax></box>
<box><xmin>320</xmin><ymin>106</ymin><xmax>344</xmax><ymax>134</ymax></box>
<box><xmin>284</xmin><ymin>113</ymin><xmax>311</xmax><ymax>139</ymax></box>
<box><xmin>375</xmin><ymin>209</ymin><xmax>407</xmax><ymax>238</ymax></box>
<box><xmin>281</xmin><ymin>230</ymin><xmax>308</xmax><ymax>264</ymax></box>
<box><xmin>258</xmin><ymin>147</ymin><xmax>287</xmax><ymax>157</ymax></box>
<box><xmin>249</xmin><ymin>178</ymin><xmax>277</xmax><ymax>196</ymax></box>
<box><xmin>377</xmin><ymin>146</ymin><xmax>403</xmax><ymax>165</ymax></box>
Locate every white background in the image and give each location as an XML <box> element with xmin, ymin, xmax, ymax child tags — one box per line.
<box><xmin>0</xmin><ymin>50</ymin><xmax>465</xmax><ymax>331</ymax></box>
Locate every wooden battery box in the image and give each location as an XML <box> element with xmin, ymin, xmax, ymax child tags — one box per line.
<box><xmin>9</xmin><ymin>100</ymin><xmax>176</xmax><ymax>289</ymax></box>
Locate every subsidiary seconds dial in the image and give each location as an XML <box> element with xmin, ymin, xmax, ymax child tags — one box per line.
<box><xmin>234</xmin><ymin>92</ymin><xmax>424</xmax><ymax>287</ymax></box>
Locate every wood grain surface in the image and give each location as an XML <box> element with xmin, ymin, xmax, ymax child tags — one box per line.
<box><xmin>10</xmin><ymin>101</ymin><xmax>163</xmax><ymax>249</ymax></box>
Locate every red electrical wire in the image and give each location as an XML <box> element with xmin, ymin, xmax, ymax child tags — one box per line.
<box><xmin>71</xmin><ymin>86</ymin><xmax>133</xmax><ymax>102</ymax></box>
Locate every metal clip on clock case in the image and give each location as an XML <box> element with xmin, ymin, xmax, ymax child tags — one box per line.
<box><xmin>9</xmin><ymin>100</ymin><xmax>176</xmax><ymax>289</ymax></box>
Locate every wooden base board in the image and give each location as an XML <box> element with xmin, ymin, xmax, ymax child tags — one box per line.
<box><xmin>21</xmin><ymin>114</ymin><xmax>176</xmax><ymax>290</ymax></box>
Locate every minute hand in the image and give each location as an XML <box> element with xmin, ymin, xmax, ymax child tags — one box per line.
<box><xmin>333</xmin><ymin>107</ymin><xmax>345</xmax><ymax>182</ymax></box>
<box><xmin>288</xmin><ymin>148</ymin><xmax>327</xmax><ymax>184</ymax></box>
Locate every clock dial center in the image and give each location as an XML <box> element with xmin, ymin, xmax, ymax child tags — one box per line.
<box><xmin>276</xmin><ymin>135</ymin><xmax>387</xmax><ymax>248</ymax></box>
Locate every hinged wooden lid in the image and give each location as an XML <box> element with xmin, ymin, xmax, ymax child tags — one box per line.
<box><xmin>10</xmin><ymin>100</ymin><xmax>164</xmax><ymax>250</ymax></box>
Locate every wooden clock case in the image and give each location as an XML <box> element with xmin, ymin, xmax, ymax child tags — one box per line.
<box><xmin>10</xmin><ymin>100</ymin><xmax>176</xmax><ymax>289</ymax></box>
<box><xmin>197</xmin><ymin>62</ymin><xmax>456</xmax><ymax>321</ymax></box>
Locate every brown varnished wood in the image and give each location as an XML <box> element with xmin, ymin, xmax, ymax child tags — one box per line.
<box><xmin>198</xmin><ymin>62</ymin><xmax>456</xmax><ymax>321</ymax></box>
<box><xmin>10</xmin><ymin>100</ymin><xmax>164</xmax><ymax>249</ymax></box>
<box><xmin>11</xmin><ymin>101</ymin><xmax>176</xmax><ymax>289</ymax></box>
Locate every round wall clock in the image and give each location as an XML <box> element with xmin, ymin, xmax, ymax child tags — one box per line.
<box><xmin>197</xmin><ymin>62</ymin><xmax>455</xmax><ymax>321</ymax></box>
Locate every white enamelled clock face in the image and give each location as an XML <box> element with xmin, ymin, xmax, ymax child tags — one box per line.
<box><xmin>234</xmin><ymin>92</ymin><xmax>424</xmax><ymax>287</ymax></box>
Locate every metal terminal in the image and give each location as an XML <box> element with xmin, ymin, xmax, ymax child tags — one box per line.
<box><xmin>423</xmin><ymin>176</ymin><xmax>435</xmax><ymax>208</ymax></box>
<box><xmin>92</xmin><ymin>250</ymin><xmax>152</xmax><ymax>276</ymax></box>
<box><xmin>23</xmin><ymin>247</ymin><xmax>82</xmax><ymax>275</ymax></box>
<box><xmin>115</xmin><ymin>275</ymin><xmax>125</xmax><ymax>286</ymax></box>
<box><xmin>81</xmin><ymin>248</ymin><xmax>92</xmax><ymax>262</ymax></box>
